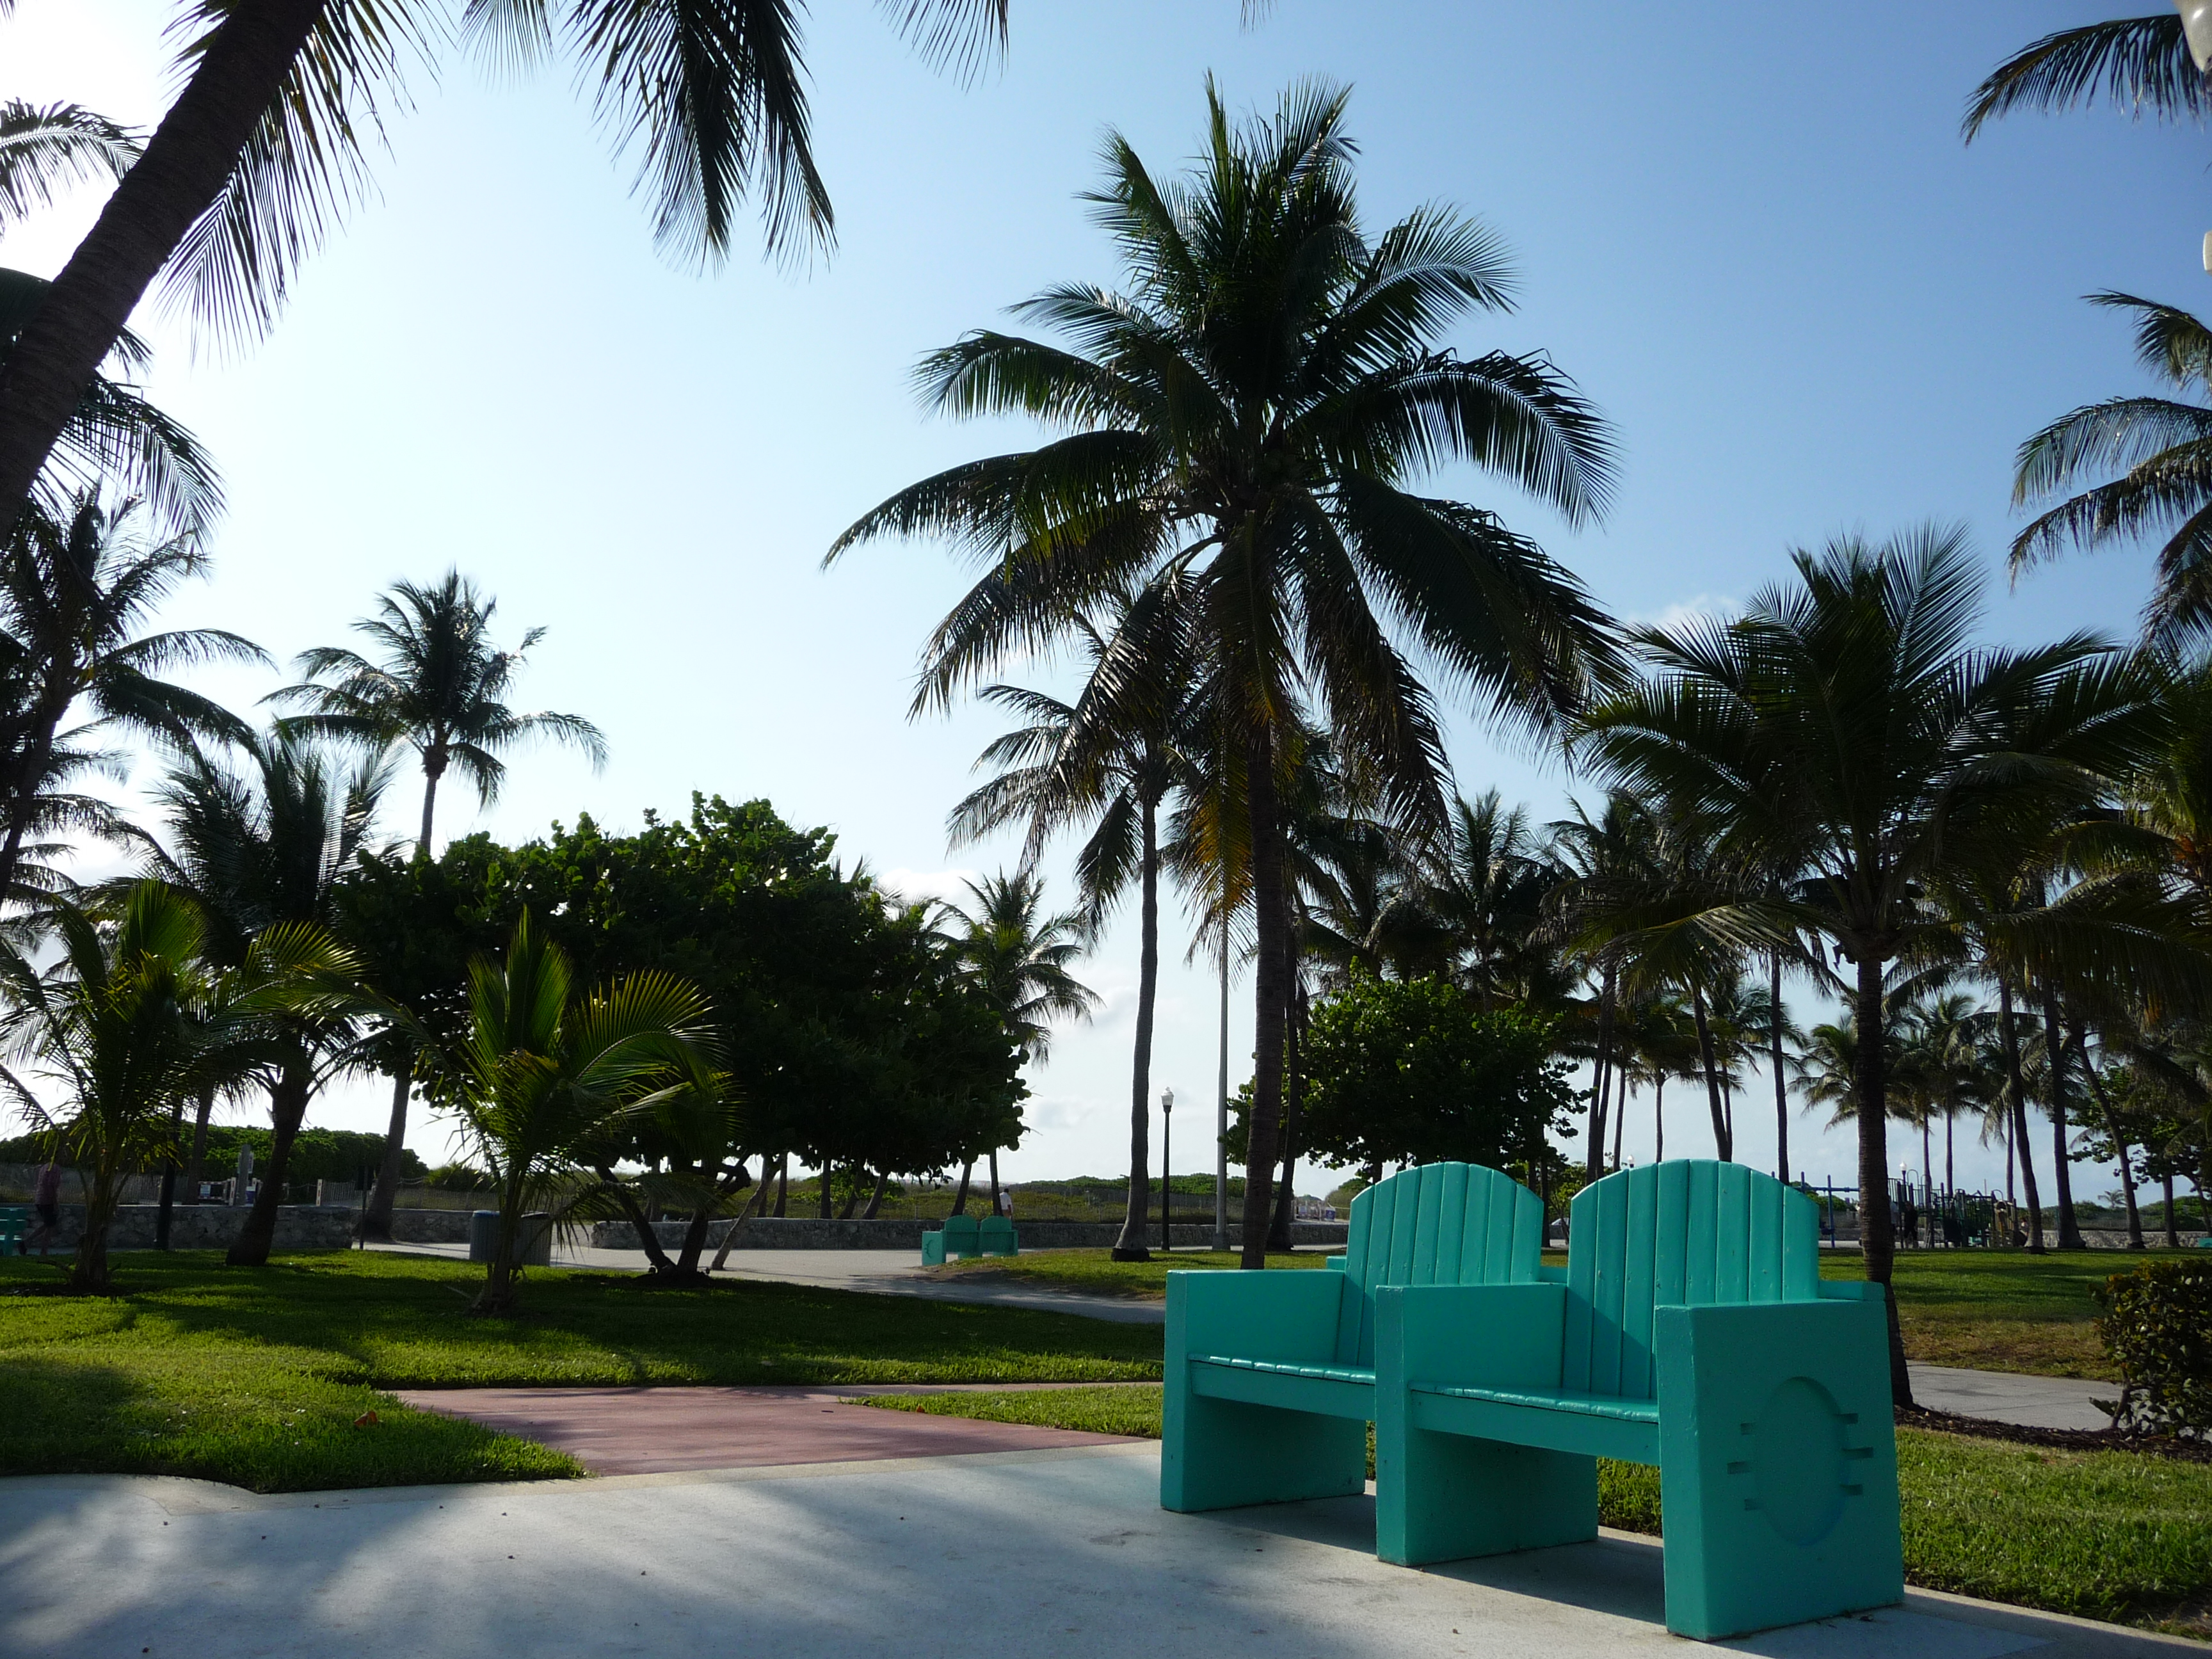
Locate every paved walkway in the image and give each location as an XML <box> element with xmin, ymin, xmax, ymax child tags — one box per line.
<box><xmin>0</xmin><ymin>1448</ymin><xmax>2190</xmax><ymax>1658</ymax></box>
<box><xmin>395</xmin><ymin>1384</ymin><xmax>1134</xmax><ymax>1477</ymax></box>
<box><xmin>371</xmin><ymin>1244</ymin><xmax>2122</xmax><ymax>1431</ymax></box>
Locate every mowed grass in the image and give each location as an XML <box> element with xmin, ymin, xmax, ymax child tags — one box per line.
<box><xmin>942</xmin><ymin>1245</ymin><xmax>2179</xmax><ymax>1380</ymax></box>
<box><xmin>0</xmin><ymin>1250</ymin><xmax>1161</xmax><ymax>1493</ymax></box>
<box><xmin>865</xmin><ymin>1386</ymin><xmax>2212</xmax><ymax>1636</ymax></box>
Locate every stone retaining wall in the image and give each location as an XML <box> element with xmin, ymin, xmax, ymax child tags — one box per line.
<box><xmin>18</xmin><ymin>1204</ymin><xmax>359</xmax><ymax>1253</ymax></box>
<box><xmin>588</xmin><ymin>1215</ymin><xmax>1350</xmax><ymax>1252</ymax></box>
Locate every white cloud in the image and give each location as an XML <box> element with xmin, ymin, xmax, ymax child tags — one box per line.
<box><xmin>1634</xmin><ymin>593</ymin><xmax>1740</xmax><ymax>634</ymax></box>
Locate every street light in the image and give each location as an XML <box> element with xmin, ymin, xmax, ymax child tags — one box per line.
<box><xmin>1160</xmin><ymin>1087</ymin><xmax>1174</xmax><ymax>1253</ymax></box>
<box><xmin>2183</xmin><ymin>3</ymin><xmax>2212</xmax><ymax>269</ymax></box>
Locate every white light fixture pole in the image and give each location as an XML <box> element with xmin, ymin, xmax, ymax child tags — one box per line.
<box><xmin>2181</xmin><ymin>3</ymin><xmax>2212</xmax><ymax>269</ymax></box>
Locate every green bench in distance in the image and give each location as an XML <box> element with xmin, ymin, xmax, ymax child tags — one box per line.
<box><xmin>0</xmin><ymin>1203</ymin><xmax>26</xmax><ymax>1254</ymax></box>
<box><xmin>1161</xmin><ymin>1162</ymin><xmax>1544</xmax><ymax>1514</ymax></box>
<box><xmin>922</xmin><ymin>1212</ymin><xmax>1016</xmax><ymax>1264</ymax></box>
<box><xmin>1375</xmin><ymin>1160</ymin><xmax>1903</xmax><ymax>1640</ymax></box>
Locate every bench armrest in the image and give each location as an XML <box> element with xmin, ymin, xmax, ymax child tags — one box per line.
<box><xmin>1375</xmin><ymin>1281</ymin><xmax>1566</xmax><ymax>1391</ymax></box>
<box><xmin>1817</xmin><ymin>1280</ymin><xmax>1887</xmax><ymax>1305</ymax></box>
<box><xmin>1167</xmin><ymin>1267</ymin><xmax>1350</xmax><ymax>1369</ymax></box>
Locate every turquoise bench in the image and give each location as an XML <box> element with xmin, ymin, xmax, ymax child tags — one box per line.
<box><xmin>0</xmin><ymin>1203</ymin><xmax>26</xmax><ymax>1254</ymax></box>
<box><xmin>1375</xmin><ymin>1160</ymin><xmax>1903</xmax><ymax>1640</ymax></box>
<box><xmin>922</xmin><ymin>1212</ymin><xmax>1017</xmax><ymax>1264</ymax></box>
<box><xmin>1162</xmin><ymin>1162</ymin><xmax>1545</xmax><ymax>1513</ymax></box>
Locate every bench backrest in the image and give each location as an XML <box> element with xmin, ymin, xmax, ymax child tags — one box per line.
<box><xmin>939</xmin><ymin>1214</ymin><xmax>980</xmax><ymax>1243</ymax></box>
<box><xmin>978</xmin><ymin>1215</ymin><xmax>1014</xmax><ymax>1241</ymax></box>
<box><xmin>1335</xmin><ymin>1162</ymin><xmax>1544</xmax><ymax>1366</ymax></box>
<box><xmin>1562</xmin><ymin>1160</ymin><xmax>1823</xmax><ymax>1403</ymax></box>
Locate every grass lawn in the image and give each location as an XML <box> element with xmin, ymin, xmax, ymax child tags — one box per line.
<box><xmin>863</xmin><ymin>1386</ymin><xmax>2212</xmax><ymax>1637</ymax></box>
<box><xmin>938</xmin><ymin>1245</ymin><xmax>2185</xmax><ymax>1380</ymax></box>
<box><xmin>0</xmin><ymin>1250</ymin><xmax>1160</xmax><ymax>1493</ymax></box>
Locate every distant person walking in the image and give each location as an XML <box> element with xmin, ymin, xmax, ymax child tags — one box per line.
<box><xmin>26</xmin><ymin>1160</ymin><xmax>61</xmax><ymax>1258</ymax></box>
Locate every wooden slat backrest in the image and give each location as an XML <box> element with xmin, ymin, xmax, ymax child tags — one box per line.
<box><xmin>1560</xmin><ymin>1160</ymin><xmax>1823</xmax><ymax>1402</ymax></box>
<box><xmin>1333</xmin><ymin>1162</ymin><xmax>1543</xmax><ymax>1366</ymax></box>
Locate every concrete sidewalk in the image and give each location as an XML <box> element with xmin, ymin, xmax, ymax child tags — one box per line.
<box><xmin>0</xmin><ymin>1448</ymin><xmax>2189</xmax><ymax>1658</ymax></box>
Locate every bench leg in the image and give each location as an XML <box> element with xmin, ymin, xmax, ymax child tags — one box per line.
<box><xmin>1160</xmin><ymin>1386</ymin><xmax>1367</xmax><ymax>1514</ymax></box>
<box><xmin>1374</xmin><ymin>1415</ymin><xmax>1596</xmax><ymax>1566</ymax></box>
<box><xmin>1655</xmin><ymin>1302</ymin><xmax>1904</xmax><ymax>1640</ymax></box>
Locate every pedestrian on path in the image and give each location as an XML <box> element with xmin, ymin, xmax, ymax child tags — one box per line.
<box><xmin>25</xmin><ymin>1160</ymin><xmax>61</xmax><ymax>1258</ymax></box>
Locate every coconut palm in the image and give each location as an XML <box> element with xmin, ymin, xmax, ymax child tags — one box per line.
<box><xmin>1577</xmin><ymin>525</ymin><xmax>2172</xmax><ymax>1402</ymax></box>
<box><xmin>0</xmin><ymin>493</ymin><xmax>263</xmax><ymax>907</ymax></box>
<box><xmin>830</xmin><ymin>81</ymin><xmax>1620</xmax><ymax>1265</ymax></box>
<box><xmin>1412</xmin><ymin>790</ymin><xmax>1561</xmax><ymax>1013</ymax></box>
<box><xmin>0</xmin><ymin>1</ymin><xmax>1012</xmax><ymax>544</ymax></box>
<box><xmin>425</xmin><ymin>910</ymin><xmax>714</xmax><ymax>1313</ymax></box>
<box><xmin>2005</xmin><ymin>295</ymin><xmax>2212</xmax><ymax>648</ymax></box>
<box><xmin>149</xmin><ymin>725</ymin><xmax>391</xmax><ymax>1265</ymax></box>
<box><xmin>1962</xmin><ymin>13</ymin><xmax>2200</xmax><ymax>143</ymax></box>
<box><xmin>1550</xmin><ymin>790</ymin><xmax>1663</xmax><ymax>1179</ymax></box>
<box><xmin>275</xmin><ymin>570</ymin><xmax>604</xmax><ymax>1240</ymax></box>
<box><xmin>0</xmin><ymin>885</ymin><xmax>209</xmax><ymax>1290</ymax></box>
<box><xmin>948</xmin><ymin>577</ymin><xmax>1199</xmax><ymax>1260</ymax></box>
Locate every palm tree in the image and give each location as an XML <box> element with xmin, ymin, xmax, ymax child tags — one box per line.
<box><xmin>949</xmin><ymin>577</ymin><xmax>1199</xmax><ymax>1261</ymax></box>
<box><xmin>150</xmin><ymin>725</ymin><xmax>390</xmax><ymax>1266</ymax></box>
<box><xmin>2005</xmin><ymin>296</ymin><xmax>2212</xmax><ymax>648</ymax></box>
<box><xmin>1962</xmin><ymin>14</ymin><xmax>2200</xmax><ymax>143</ymax></box>
<box><xmin>0</xmin><ymin>885</ymin><xmax>208</xmax><ymax>1291</ymax></box>
<box><xmin>936</xmin><ymin>869</ymin><xmax>1097</xmax><ymax>1213</ymax></box>
<box><xmin>1578</xmin><ymin>526</ymin><xmax>2172</xmax><ymax>1402</ymax></box>
<box><xmin>0</xmin><ymin>1</ymin><xmax>1011</xmax><ymax>545</ymax></box>
<box><xmin>0</xmin><ymin>493</ymin><xmax>263</xmax><ymax>905</ymax></box>
<box><xmin>830</xmin><ymin>81</ymin><xmax>1621</xmax><ymax>1266</ymax></box>
<box><xmin>1414</xmin><ymin>791</ymin><xmax>1560</xmax><ymax>1013</ymax></box>
<box><xmin>1551</xmin><ymin>790</ymin><xmax>1663</xmax><ymax>1180</ymax></box>
<box><xmin>276</xmin><ymin>570</ymin><xmax>604</xmax><ymax>1240</ymax></box>
<box><xmin>425</xmin><ymin>911</ymin><xmax>713</xmax><ymax>1314</ymax></box>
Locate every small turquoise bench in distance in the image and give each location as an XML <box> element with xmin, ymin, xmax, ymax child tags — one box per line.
<box><xmin>1162</xmin><ymin>1162</ymin><xmax>1546</xmax><ymax>1514</ymax></box>
<box><xmin>0</xmin><ymin>1203</ymin><xmax>26</xmax><ymax>1254</ymax></box>
<box><xmin>922</xmin><ymin>1212</ymin><xmax>1016</xmax><ymax>1264</ymax></box>
<box><xmin>1375</xmin><ymin>1160</ymin><xmax>1903</xmax><ymax>1640</ymax></box>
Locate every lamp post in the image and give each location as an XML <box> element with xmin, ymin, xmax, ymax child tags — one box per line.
<box><xmin>1214</xmin><ymin>935</ymin><xmax>1230</xmax><ymax>1252</ymax></box>
<box><xmin>2184</xmin><ymin>3</ymin><xmax>2212</xmax><ymax>268</ymax></box>
<box><xmin>1160</xmin><ymin>1087</ymin><xmax>1174</xmax><ymax>1253</ymax></box>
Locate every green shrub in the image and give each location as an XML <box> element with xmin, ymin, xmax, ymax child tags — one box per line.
<box><xmin>2094</xmin><ymin>1258</ymin><xmax>2212</xmax><ymax>1439</ymax></box>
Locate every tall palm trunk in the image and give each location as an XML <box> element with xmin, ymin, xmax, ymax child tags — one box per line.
<box><xmin>1612</xmin><ymin>1068</ymin><xmax>1628</xmax><ymax>1168</ymax></box>
<box><xmin>181</xmin><ymin>1082</ymin><xmax>215</xmax><ymax>1204</ymax></box>
<box><xmin>1770</xmin><ymin>954</ymin><xmax>1790</xmax><ymax>1183</ymax></box>
<box><xmin>1240</xmin><ymin>726</ymin><xmax>1288</xmax><ymax>1271</ymax></box>
<box><xmin>2037</xmin><ymin>985</ymin><xmax>2085</xmax><ymax>1249</ymax></box>
<box><xmin>1690</xmin><ymin>984</ymin><xmax>1732</xmax><ymax>1160</ymax></box>
<box><xmin>2162</xmin><ymin>1174</ymin><xmax>2179</xmax><ymax>1248</ymax></box>
<box><xmin>227</xmin><ymin>1057</ymin><xmax>310</xmax><ymax>1267</ymax></box>
<box><xmin>365</xmin><ymin>771</ymin><xmax>442</xmax><ymax>1239</ymax></box>
<box><xmin>0</xmin><ymin>672</ymin><xmax>77</xmax><ymax>906</ymax></box>
<box><xmin>360</xmin><ymin>1068</ymin><xmax>410</xmax><ymax>1242</ymax></box>
<box><xmin>1850</xmin><ymin>953</ymin><xmax>1911</xmax><ymax>1407</ymax></box>
<box><xmin>1997</xmin><ymin>977</ymin><xmax>2044</xmax><ymax>1251</ymax></box>
<box><xmin>950</xmin><ymin>1160</ymin><xmax>973</xmax><ymax>1216</ymax></box>
<box><xmin>1112</xmin><ymin>796</ymin><xmax>1160</xmax><ymax>1260</ymax></box>
<box><xmin>1585</xmin><ymin>964</ymin><xmax>1615</xmax><ymax>1182</ymax></box>
<box><xmin>0</xmin><ymin>0</ymin><xmax>331</xmax><ymax>543</ymax></box>
<box><xmin>860</xmin><ymin>1169</ymin><xmax>890</xmax><ymax>1220</ymax></box>
<box><xmin>1653</xmin><ymin>1074</ymin><xmax>1665</xmax><ymax>1161</ymax></box>
<box><xmin>70</xmin><ymin>1163</ymin><xmax>123</xmax><ymax>1293</ymax></box>
<box><xmin>2072</xmin><ymin>1028</ymin><xmax>2143</xmax><ymax>1250</ymax></box>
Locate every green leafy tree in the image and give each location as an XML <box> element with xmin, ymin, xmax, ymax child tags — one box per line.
<box><xmin>831</xmin><ymin>80</ymin><xmax>1621</xmax><ymax>1265</ymax></box>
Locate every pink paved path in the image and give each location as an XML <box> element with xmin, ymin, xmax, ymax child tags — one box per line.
<box><xmin>395</xmin><ymin>1386</ymin><xmax>1137</xmax><ymax>1477</ymax></box>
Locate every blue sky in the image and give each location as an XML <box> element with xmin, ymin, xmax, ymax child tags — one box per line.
<box><xmin>4</xmin><ymin>1</ymin><xmax>2203</xmax><ymax>1199</ymax></box>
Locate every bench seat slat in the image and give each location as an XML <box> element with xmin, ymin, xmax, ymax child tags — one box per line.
<box><xmin>1187</xmin><ymin>1353</ymin><xmax>1377</xmax><ymax>1418</ymax></box>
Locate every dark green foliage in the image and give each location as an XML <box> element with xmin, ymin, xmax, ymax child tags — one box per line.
<box><xmin>1292</xmin><ymin>972</ymin><xmax>1582</xmax><ymax>1171</ymax></box>
<box><xmin>2096</xmin><ymin>1258</ymin><xmax>2212</xmax><ymax>1438</ymax></box>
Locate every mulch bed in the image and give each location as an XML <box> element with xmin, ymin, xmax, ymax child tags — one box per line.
<box><xmin>1898</xmin><ymin>1402</ymin><xmax>2212</xmax><ymax>1463</ymax></box>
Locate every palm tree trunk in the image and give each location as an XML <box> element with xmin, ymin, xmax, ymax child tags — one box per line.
<box><xmin>860</xmin><ymin>1169</ymin><xmax>890</xmax><ymax>1220</ymax></box>
<box><xmin>2037</xmin><ymin>985</ymin><xmax>2085</xmax><ymax>1249</ymax></box>
<box><xmin>1919</xmin><ymin>1117</ymin><xmax>1934</xmax><ymax>1249</ymax></box>
<box><xmin>475</xmin><ymin>1170</ymin><xmax>531</xmax><ymax>1315</ymax></box>
<box><xmin>2072</xmin><ymin>1028</ymin><xmax>2143</xmax><ymax>1250</ymax></box>
<box><xmin>1654</xmin><ymin>1075</ymin><xmax>1665</xmax><ymax>1162</ymax></box>
<box><xmin>1850</xmin><ymin>952</ymin><xmax>1911</xmax><ymax>1407</ymax></box>
<box><xmin>70</xmin><ymin>1165</ymin><xmax>122</xmax><ymax>1293</ymax></box>
<box><xmin>360</xmin><ymin>1066</ymin><xmax>410</xmax><ymax>1243</ymax></box>
<box><xmin>1997</xmin><ymin>977</ymin><xmax>2044</xmax><ymax>1251</ymax></box>
<box><xmin>0</xmin><ymin>681</ymin><xmax>73</xmax><ymax>906</ymax></box>
<box><xmin>819</xmin><ymin>1163</ymin><xmax>836</xmax><ymax>1219</ymax></box>
<box><xmin>0</xmin><ymin>0</ymin><xmax>331</xmax><ymax>545</ymax></box>
<box><xmin>227</xmin><ymin>1059</ymin><xmax>310</xmax><ymax>1267</ymax></box>
<box><xmin>156</xmin><ymin>1092</ymin><xmax>186</xmax><ymax>1251</ymax></box>
<box><xmin>773</xmin><ymin>1153</ymin><xmax>788</xmax><ymax>1217</ymax></box>
<box><xmin>2163</xmin><ymin>1173</ymin><xmax>2179</xmax><ymax>1248</ymax></box>
<box><xmin>951</xmin><ymin>1160</ymin><xmax>973</xmax><ymax>1217</ymax></box>
<box><xmin>1612</xmin><ymin>1069</ymin><xmax>1628</xmax><ymax>1169</ymax></box>
<box><xmin>988</xmin><ymin>1149</ymin><xmax>1002</xmax><ymax>1214</ymax></box>
<box><xmin>417</xmin><ymin>765</ymin><xmax>440</xmax><ymax>859</ymax></box>
<box><xmin>837</xmin><ymin>1165</ymin><xmax>863</xmax><ymax>1220</ymax></box>
<box><xmin>1240</xmin><ymin>726</ymin><xmax>1288</xmax><ymax>1272</ymax></box>
<box><xmin>181</xmin><ymin>1082</ymin><xmax>215</xmax><ymax>1205</ymax></box>
<box><xmin>596</xmin><ymin>1167</ymin><xmax>677</xmax><ymax>1274</ymax></box>
<box><xmin>1586</xmin><ymin>965</ymin><xmax>1616</xmax><ymax>1182</ymax></box>
<box><xmin>1690</xmin><ymin>985</ymin><xmax>1733</xmax><ymax>1160</ymax></box>
<box><xmin>1112</xmin><ymin>796</ymin><xmax>1160</xmax><ymax>1260</ymax></box>
<box><xmin>1770</xmin><ymin>954</ymin><xmax>1790</xmax><ymax>1183</ymax></box>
